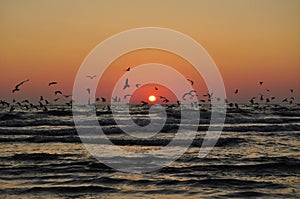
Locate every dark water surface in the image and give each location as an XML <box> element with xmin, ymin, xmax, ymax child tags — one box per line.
<box><xmin>0</xmin><ymin>104</ymin><xmax>299</xmax><ymax>198</ymax></box>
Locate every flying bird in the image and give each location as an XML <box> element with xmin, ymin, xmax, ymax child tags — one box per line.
<box><xmin>48</xmin><ymin>82</ymin><xmax>58</xmax><ymax>86</ymax></box>
<box><xmin>112</xmin><ymin>96</ymin><xmax>121</xmax><ymax>102</ymax></box>
<box><xmin>135</xmin><ymin>84</ymin><xmax>141</xmax><ymax>88</ymax></box>
<box><xmin>55</xmin><ymin>90</ymin><xmax>63</xmax><ymax>95</ymax></box>
<box><xmin>123</xmin><ymin>78</ymin><xmax>130</xmax><ymax>90</ymax></box>
<box><xmin>290</xmin><ymin>89</ymin><xmax>294</xmax><ymax>93</ymax></box>
<box><xmin>124</xmin><ymin>94</ymin><xmax>132</xmax><ymax>99</ymax></box>
<box><xmin>141</xmin><ymin>101</ymin><xmax>148</xmax><ymax>106</ymax></box>
<box><xmin>100</xmin><ymin>97</ymin><xmax>106</xmax><ymax>102</ymax></box>
<box><xmin>235</xmin><ymin>89</ymin><xmax>239</xmax><ymax>94</ymax></box>
<box><xmin>259</xmin><ymin>81</ymin><xmax>264</xmax><ymax>86</ymax></box>
<box><xmin>187</xmin><ymin>79</ymin><xmax>194</xmax><ymax>85</ymax></box>
<box><xmin>155</xmin><ymin>86</ymin><xmax>158</xmax><ymax>90</ymax></box>
<box><xmin>12</xmin><ymin>79</ymin><xmax>29</xmax><ymax>93</ymax></box>
<box><xmin>86</xmin><ymin>75</ymin><xmax>97</xmax><ymax>79</ymax></box>
<box><xmin>125</xmin><ymin>67</ymin><xmax>130</xmax><ymax>72</ymax></box>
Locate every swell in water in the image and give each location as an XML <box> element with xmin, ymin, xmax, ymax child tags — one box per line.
<box><xmin>0</xmin><ymin>104</ymin><xmax>299</xmax><ymax>198</ymax></box>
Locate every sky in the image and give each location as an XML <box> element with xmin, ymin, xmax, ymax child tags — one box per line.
<box><xmin>0</xmin><ymin>0</ymin><xmax>299</xmax><ymax>104</ymax></box>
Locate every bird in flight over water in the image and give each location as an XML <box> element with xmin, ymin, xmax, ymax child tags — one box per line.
<box><xmin>12</xmin><ymin>79</ymin><xmax>29</xmax><ymax>93</ymax></box>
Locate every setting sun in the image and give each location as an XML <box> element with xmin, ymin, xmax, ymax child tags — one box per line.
<box><xmin>148</xmin><ymin>95</ymin><xmax>156</xmax><ymax>102</ymax></box>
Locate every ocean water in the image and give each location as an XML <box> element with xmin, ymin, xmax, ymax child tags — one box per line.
<box><xmin>0</xmin><ymin>104</ymin><xmax>299</xmax><ymax>198</ymax></box>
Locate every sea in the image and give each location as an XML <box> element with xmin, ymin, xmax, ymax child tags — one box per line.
<box><xmin>0</xmin><ymin>104</ymin><xmax>299</xmax><ymax>198</ymax></box>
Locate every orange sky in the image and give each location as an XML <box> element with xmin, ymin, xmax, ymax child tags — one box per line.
<box><xmin>0</xmin><ymin>0</ymin><xmax>299</xmax><ymax>103</ymax></box>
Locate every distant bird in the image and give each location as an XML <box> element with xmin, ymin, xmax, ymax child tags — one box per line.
<box><xmin>135</xmin><ymin>84</ymin><xmax>141</xmax><ymax>88</ymax></box>
<box><xmin>86</xmin><ymin>75</ymin><xmax>97</xmax><ymax>79</ymax></box>
<box><xmin>271</xmin><ymin>97</ymin><xmax>275</xmax><ymax>100</ymax></box>
<box><xmin>123</xmin><ymin>78</ymin><xmax>130</xmax><ymax>90</ymax></box>
<box><xmin>141</xmin><ymin>101</ymin><xmax>148</xmax><ymax>106</ymax></box>
<box><xmin>260</xmin><ymin>94</ymin><xmax>264</xmax><ymax>101</ymax></box>
<box><xmin>187</xmin><ymin>79</ymin><xmax>194</xmax><ymax>85</ymax></box>
<box><xmin>235</xmin><ymin>89</ymin><xmax>239</xmax><ymax>94</ymax></box>
<box><xmin>200</xmin><ymin>99</ymin><xmax>206</xmax><ymax>103</ymax></box>
<box><xmin>159</xmin><ymin>96</ymin><xmax>169</xmax><ymax>103</ymax></box>
<box><xmin>12</xmin><ymin>79</ymin><xmax>29</xmax><ymax>93</ymax></box>
<box><xmin>290</xmin><ymin>89</ymin><xmax>294</xmax><ymax>93</ymax></box>
<box><xmin>266</xmin><ymin>98</ymin><xmax>270</xmax><ymax>103</ymax></box>
<box><xmin>176</xmin><ymin>100</ymin><xmax>181</xmax><ymax>105</ymax></box>
<box><xmin>259</xmin><ymin>81</ymin><xmax>264</xmax><ymax>86</ymax></box>
<box><xmin>282</xmin><ymin>98</ymin><xmax>288</xmax><ymax>102</ymax></box>
<box><xmin>249</xmin><ymin>98</ymin><xmax>254</xmax><ymax>105</ymax></box>
<box><xmin>112</xmin><ymin>96</ymin><xmax>120</xmax><ymax>103</ymax></box>
<box><xmin>290</xmin><ymin>97</ymin><xmax>295</xmax><ymax>100</ymax></box>
<box><xmin>48</xmin><ymin>81</ymin><xmax>58</xmax><ymax>86</ymax></box>
<box><xmin>63</xmin><ymin>95</ymin><xmax>72</xmax><ymax>98</ymax></box>
<box><xmin>54</xmin><ymin>98</ymin><xmax>60</xmax><ymax>102</ymax></box>
<box><xmin>86</xmin><ymin>88</ymin><xmax>90</xmax><ymax>95</ymax></box>
<box><xmin>266</xmin><ymin>89</ymin><xmax>270</xmax><ymax>92</ymax></box>
<box><xmin>228</xmin><ymin>103</ymin><xmax>234</xmax><ymax>107</ymax></box>
<box><xmin>0</xmin><ymin>100</ymin><xmax>9</xmax><ymax>107</ymax></box>
<box><xmin>155</xmin><ymin>86</ymin><xmax>158</xmax><ymax>90</ymax></box>
<box><xmin>100</xmin><ymin>97</ymin><xmax>106</xmax><ymax>102</ymax></box>
<box><xmin>124</xmin><ymin>94</ymin><xmax>132</xmax><ymax>99</ymax></box>
<box><xmin>182</xmin><ymin>92</ymin><xmax>193</xmax><ymax>100</ymax></box>
<box><xmin>55</xmin><ymin>90</ymin><xmax>63</xmax><ymax>95</ymax></box>
<box><xmin>40</xmin><ymin>96</ymin><xmax>44</xmax><ymax>101</ymax></box>
<box><xmin>234</xmin><ymin>103</ymin><xmax>239</xmax><ymax>109</ymax></box>
<box><xmin>125</xmin><ymin>67</ymin><xmax>130</xmax><ymax>72</ymax></box>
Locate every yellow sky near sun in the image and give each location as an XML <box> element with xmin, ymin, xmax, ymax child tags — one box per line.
<box><xmin>0</xmin><ymin>0</ymin><xmax>299</xmax><ymax>102</ymax></box>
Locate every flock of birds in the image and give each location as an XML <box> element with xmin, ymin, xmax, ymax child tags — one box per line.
<box><xmin>0</xmin><ymin>66</ymin><xmax>297</xmax><ymax>112</ymax></box>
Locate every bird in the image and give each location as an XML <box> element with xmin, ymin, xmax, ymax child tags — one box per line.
<box><xmin>40</xmin><ymin>96</ymin><xmax>44</xmax><ymax>101</ymax></box>
<box><xmin>125</xmin><ymin>67</ymin><xmax>130</xmax><ymax>72</ymax></box>
<box><xmin>282</xmin><ymin>98</ymin><xmax>288</xmax><ymax>102</ymax></box>
<box><xmin>260</xmin><ymin>94</ymin><xmax>264</xmax><ymax>101</ymax></box>
<box><xmin>86</xmin><ymin>88</ymin><xmax>90</xmax><ymax>95</ymax></box>
<box><xmin>259</xmin><ymin>81</ymin><xmax>264</xmax><ymax>86</ymax></box>
<box><xmin>290</xmin><ymin>89</ymin><xmax>294</xmax><ymax>93</ymax></box>
<box><xmin>135</xmin><ymin>84</ymin><xmax>141</xmax><ymax>88</ymax></box>
<box><xmin>187</xmin><ymin>79</ymin><xmax>194</xmax><ymax>85</ymax></box>
<box><xmin>124</xmin><ymin>94</ymin><xmax>132</xmax><ymax>99</ymax></box>
<box><xmin>176</xmin><ymin>100</ymin><xmax>181</xmax><ymax>105</ymax></box>
<box><xmin>0</xmin><ymin>100</ymin><xmax>10</xmax><ymax>107</ymax></box>
<box><xmin>235</xmin><ymin>89</ymin><xmax>239</xmax><ymax>94</ymax></box>
<box><xmin>266</xmin><ymin>89</ymin><xmax>270</xmax><ymax>92</ymax></box>
<box><xmin>200</xmin><ymin>99</ymin><xmax>206</xmax><ymax>103</ymax></box>
<box><xmin>55</xmin><ymin>90</ymin><xmax>63</xmax><ymax>95</ymax></box>
<box><xmin>112</xmin><ymin>96</ymin><xmax>121</xmax><ymax>103</ymax></box>
<box><xmin>159</xmin><ymin>96</ymin><xmax>169</xmax><ymax>103</ymax></box>
<box><xmin>249</xmin><ymin>98</ymin><xmax>255</xmax><ymax>105</ymax></box>
<box><xmin>266</xmin><ymin>98</ymin><xmax>270</xmax><ymax>103</ymax></box>
<box><xmin>48</xmin><ymin>81</ymin><xmax>58</xmax><ymax>86</ymax></box>
<box><xmin>12</xmin><ymin>79</ymin><xmax>29</xmax><ymax>93</ymax></box>
<box><xmin>54</xmin><ymin>98</ymin><xmax>60</xmax><ymax>102</ymax></box>
<box><xmin>182</xmin><ymin>92</ymin><xmax>193</xmax><ymax>100</ymax></box>
<box><xmin>141</xmin><ymin>101</ymin><xmax>148</xmax><ymax>106</ymax></box>
<box><xmin>86</xmin><ymin>75</ymin><xmax>97</xmax><ymax>79</ymax></box>
<box><xmin>63</xmin><ymin>95</ymin><xmax>72</xmax><ymax>98</ymax></box>
<box><xmin>123</xmin><ymin>78</ymin><xmax>130</xmax><ymax>90</ymax></box>
<box><xmin>155</xmin><ymin>86</ymin><xmax>158</xmax><ymax>90</ymax></box>
<box><xmin>100</xmin><ymin>97</ymin><xmax>106</xmax><ymax>102</ymax></box>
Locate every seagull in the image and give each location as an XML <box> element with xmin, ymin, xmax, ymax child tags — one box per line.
<box><xmin>125</xmin><ymin>67</ymin><xmax>130</xmax><ymax>72</ymax></box>
<box><xmin>112</xmin><ymin>96</ymin><xmax>120</xmax><ymax>102</ymax></box>
<box><xmin>55</xmin><ymin>90</ymin><xmax>63</xmax><ymax>95</ymax></box>
<box><xmin>123</xmin><ymin>78</ymin><xmax>130</xmax><ymax>90</ymax></box>
<box><xmin>259</xmin><ymin>81</ymin><xmax>264</xmax><ymax>86</ymax></box>
<box><xmin>48</xmin><ymin>81</ymin><xmax>58</xmax><ymax>86</ymax></box>
<box><xmin>141</xmin><ymin>101</ymin><xmax>148</xmax><ymax>106</ymax></box>
<box><xmin>40</xmin><ymin>96</ymin><xmax>44</xmax><ymax>101</ymax></box>
<box><xmin>100</xmin><ymin>97</ymin><xmax>106</xmax><ymax>102</ymax></box>
<box><xmin>12</xmin><ymin>79</ymin><xmax>29</xmax><ymax>93</ymax></box>
<box><xmin>182</xmin><ymin>92</ymin><xmax>193</xmax><ymax>100</ymax></box>
<box><xmin>159</xmin><ymin>96</ymin><xmax>169</xmax><ymax>103</ymax></box>
<box><xmin>155</xmin><ymin>86</ymin><xmax>158</xmax><ymax>90</ymax></box>
<box><xmin>124</xmin><ymin>94</ymin><xmax>132</xmax><ymax>99</ymax></box>
<box><xmin>187</xmin><ymin>79</ymin><xmax>194</xmax><ymax>85</ymax></box>
<box><xmin>176</xmin><ymin>100</ymin><xmax>181</xmax><ymax>105</ymax></box>
<box><xmin>135</xmin><ymin>84</ymin><xmax>141</xmax><ymax>88</ymax></box>
<box><xmin>235</xmin><ymin>89</ymin><xmax>239</xmax><ymax>94</ymax></box>
<box><xmin>290</xmin><ymin>89</ymin><xmax>294</xmax><ymax>93</ymax></box>
<box><xmin>86</xmin><ymin>75</ymin><xmax>97</xmax><ymax>79</ymax></box>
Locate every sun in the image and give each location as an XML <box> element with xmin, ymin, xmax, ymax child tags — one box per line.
<box><xmin>148</xmin><ymin>95</ymin><xmax>156</xmax><ymax>102</ymax></box>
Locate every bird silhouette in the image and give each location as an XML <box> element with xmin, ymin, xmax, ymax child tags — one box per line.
<box><xmin>187</xmin><ymin>79</ymin><xmax>194</xmax><ymax>85</ymax></box>
<box><xmin>141</xmin><ymin>101</ymin><xmax>148</xmax><ymax>106</ymax></box>
<box><xmin>112</xmin><ymin>96</ymin><xmax>121</xmax><ymax>102</ymax></box>
<box><xmin>86</xmin><ymin>88</ymin><xmax>90</xmax><ymax>95</ymax></box>
<box><xmin>155</xmin><ymin>86</ymin><xmax>158</xmax><ymax>90</ymax></box>
<box><xmin>101</xmin><ymin>97</ymin><xmax>106</xmax><ymax>102</ymax></box>
<box><xmin>12</xmin><ymin>79</ymin><xmax>29</xmax><ymax>93</ymax></box>
<box><xmin>86</xmin><ymin>75</ymin><xmax>97</xmax><ymax>79</ymax></box>
<box><xmin>48</xmin><ymin>82</ymin><xmax>58</xmax><ymax>86</ymax></box>
<box><xmin>55</xmin><ymin>91</ymin><xmax>63</xmax><ymax>95</ymax></box>
<box><xmin>259</xmin><ymin>81</ymin><xmax>264</xmax><ymax>86</ymax></box>
<box><xmin>125</xmin><ymin>67</ymin><xmax>130</xmax><ymax>72</ymax></box>
<box><xmin>123</xmin><ymin>78</ymin><xmax>130</xmax><ymax>90</ymax></box>
<box><xmin>124</xmin><ymin>94</ymin><xmax>132</xmax><ymax>99</ymax></box>
<box><xmin>290</xmin><ymin>89</ymin><xmax>294</xmax><ymax>93</ymax></box>
<box><xmin>282</xmin><ymin>98</ymin><xmax>288</xmax><ymax>102</ymax></box>
<box><xmin>63</xmin><ymin>95</ymin><xmax>72</xmax><ymax>98</ymax></box>
<box><xmin>235</xmin><ymin>89</ymin><xmax>239</xmax><ymax>94</ymax></box>
<box><xmin>135</xmin><ymin>84</ymin><xmax>141</xmax><ymax>88</ymax></box>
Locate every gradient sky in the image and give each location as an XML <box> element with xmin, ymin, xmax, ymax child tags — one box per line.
<box><xmin>0</xmin><ymin>0</ymin><xmax>299</xmax><ymax>103</ymax></box>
